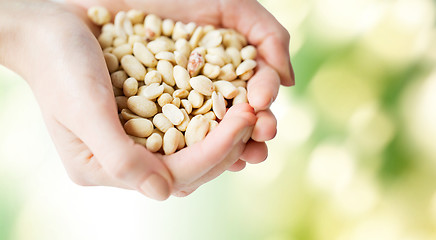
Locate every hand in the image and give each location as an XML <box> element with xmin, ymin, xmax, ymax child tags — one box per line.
<box><xmin>69</xmin><ymin>0</ymin><xmax>295</xmax><ymax>180</ymax></box>
<box><xmin>0</xmin><ymin>0</ymin><xmax>293</xmax><ymax>200</ymax></box>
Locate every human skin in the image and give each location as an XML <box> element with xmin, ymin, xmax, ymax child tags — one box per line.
<box><xmin>0</xmin><ymin>0</ymin><xmax>294</xmax><ymax>200</ymax></box>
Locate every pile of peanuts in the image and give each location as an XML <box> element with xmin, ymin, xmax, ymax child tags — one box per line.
<box><xmin>88</xmin><ymin>7</ymin><xmax>257</xmax><ymax>155</ymax></box>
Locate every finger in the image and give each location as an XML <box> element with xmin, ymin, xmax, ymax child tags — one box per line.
<box><xmin>247</xmin><ymin>59</ymin><xmax>281</xmax><ymax>111</ymax></box>
<box><xmin>252</xmin><ymin>109</ymin><xmax>277</xmax><ymax>142</ymax></box>
<box><xmin>45</xmin><ymin>23</ymin><xmax>173</xmax><ymax>200</ymax></box>
<box><xmin>227</xmin><ymin>160</ymin><xmax>247</xmax><ymax>172</ymax></box>
<box><xmin>173</xmin><ymin>140</ymin><xmax>247</xmax><ymax>196</ymax></box>
<box><xmin>162</xmin><ymin>104</ymin><xmax>256</xmax><ymax>187</ymax></box>
<box><xmin>44</xmin><ymin>117</ymin><xmax>132</xmax><ymax>189</ymax></box>
<box><xmin>240</xmin><ymin>140</ymin><xmax>268</xmax><ymax>164</ymax></box>
<box><xmin>221</xmin><ymin>0</ymin><xmax>294</xmax><ymax>86</ymax></box>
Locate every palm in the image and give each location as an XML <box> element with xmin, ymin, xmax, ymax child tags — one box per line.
<box><xmin>21</xmin><ymin>0</ymin><xmax>293</xmax><ymax>199</ymax></box>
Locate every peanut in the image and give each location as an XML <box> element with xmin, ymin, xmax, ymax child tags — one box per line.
<box><xmin>153</xmin><ymin>113</ymin><xmax>173</xmax><ymax>133</ymax></box>
<box><xmin>133</xmin><ymin>42</ymin><xmax>157</xmax><ymax>68</ymax></box>
<box><xmin>127</xmin><ymin>96</ymin><xmax>158</xmax><ymax>118</ymax></box>
<box><xmin>213</xmin><ymin>80</ymin><xmax>238</xmax><ymax>99</ymax></box>
<box><xmin>104</xmin><ymin>53</ymin><xmax>119</xmax><ymax>73</ymax></box>
<box><xmin>190</xmin><ymin>75</ymin><xmax>214</xmax><ymax>96</ymax></box>
<box><xmin>212</xmin><ymin>91</ymin><xmax>226</xmax><ymax>120</ymax></box>
<box><xmin>157</xmin><ymin>60</ymin><xmax>176</xmax><ymax>86</ymax></box>
<box><xmin>162</xmin><ymin>104</ymin><xmax>184</xmax><ymax>125</ymax></box>
<box><xmin>123</xmin><ymin>77</ymin><xmax>139</xmax><ymax>97</ymax></box>
<box><xmin>121</xmin><ymin>55</ymin><xmax>146</xmax><ymax>80</ymax></box>
<box><xmin>91</xmin><ymin>7</ymin><xmax>259</xmax><ymax>154</ymax></box>
<box><xmin>163</xmin><ymin>127</ymin><xmax>180</xmax><ymax>155</ymax></box>
<box><xmin>185</xmin><ymin>115</ymin><xmax>210</xmax><ymax>146</ymax></box>
<box><xmin>88</xmin><ymin>6</ymin><xmax>111</xmax><ymax>26</ymax></box>
<box><xmin>146</xmin><ymin>133</ymin><xmax>163</xmax><ymax>152</ymax></box>
<box><xmin>111</xmin><ymin>70</ymin><xmax>128</xmax><ymax>89</ymax></box>
<box><xmin>124</xmin><ymin>118</ymin><xmax>153</xmax><ymax>138</ymax></box>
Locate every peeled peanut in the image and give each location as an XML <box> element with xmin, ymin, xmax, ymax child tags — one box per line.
<box><xmin>172</xmin><ymin>21</ymin><xmax>189</xmax><ymax>41</ymax></box>
<box><xmin>185</xmin><ymin>115</ymin><xmax>210</xmax><ymax>146</ymax></box>
<box><xmin>114</xmin><ymin>11</ymin><xmax>127</xmax><ymax>39</ymax></box>
<box><xmin>175</xmin><ymin>39</ymin><xmax>191</xmax><ymax>57</ymax></box>
<box><xmin>113</xmin><ymin>44</ymin><xmax>133</xmax><ymax>60</ymax></box>
<box><xmin>173</xmin><ymin>89</ymin><xmax>189</xmax><ymax>99</ymax></box>
<box><xmin>113</xmin><ymin>37</ymin><xmax>127</xmax><ymax>47</ymax></box>
<box><xmin>212</xmin><ymin>91</ymin><xmax>226</xmax><ymax>120</ymax></box>
<box><xmin>111</xmin><ymin>70</ymin><xmax>128</xmax><ymax>89</ymax></box>
<box><xmin>155</xmin><ymin>51</ymin><xmax>176</xmax><ymax>64</ymax></box>
<box><xmin>177</xmin><ymin>130</ymin><xmax>186</xmax><ymax>150</ymax></box>
<box><xmin>205</xmin><ymin>54</ymin><xmax>225</xmax><ymax>67</ymax></box>
<box><xmin>213</xmin><ymin>80</ymin><xmax>238</xmax><ymax>99</ymax></box>
<box><xmin>236</xmin><ymin>59</ymin><xmax>257</xmax><ymax>76</ymax></box>
<box><xmin>123</xmin><ymin>77</ymin><xmax>139</xmax><ymax>97</ymax></box>
<box><xmin>162</xmin><ymin>19</ymin><xmax>175</xmax><ymax>37</ymax></box>
<box><xmin>146</xmin><ymin>133</ymin><xmax>163</xmax><ymax>152</ymax></box>
<box><xmin>163</xmin><ymin>127</ymin><xmax>180</xmax><ymax>155</ymax></box>
<box><xmin>218</xmin><ymin>64</ymin><xmax>237</xmax><ymax>81</ymax></box>
<box><xmin>190</xmin><ymin>75</ymin><xmax>214</xmax><ymax>96</ymax></box>
<box><xmin>209</xmin><ymin>120</ymin><xmax>219</xmax><ymax>131</ymax></box>
<box><xmin>231</xmin><ymin>80</ymin><xmax>247</xmax><ymax>88</ymax></box>
<box><xmin>153</xmin><ymin>113</ymin><xmax>173</xmax><ymax>133</ymax></box>
<box><xmin>144</xmin><ymin>70</ymin><xmax>162</xmax><ymax>85</ymax></box>
<box><xmin>233</xmin><ymin>87</ymin><xmax>248</xmax><ymax>105</ymax></box>
<box><xmin>188</xmin><ymin>90</ymin><xmax>204</xmax><ymax>108</ymax></box>
<box><xmin>157</xmin><ymin>93</ymin><xmax>173</xmax><ymax>107</ymax></box>
<box><xmin>121</xmin><ymin>55</ymin><xmax>146</xmax><ymax>80</ymax></box>
<box><xmin>226</xmin><ymin>47</ymin><xmax>241</xmax><ymax>67</ymax></box>
<box><xmin>241</xmin><ymin>45</ymin><xmax>257</xmax><ymax>60</ymax></box>
<box><xmin>162</xmin><ymin>82</ymin><xmax>175</xmax><ymax>95</ymax></box>
<box><xmin>174</xmin><ymin>51</ymin><xmax>188</xmax><ymax>68</ymax></box>
<box><xmin>189</xmin><ymin>26</ymin><xmax>204</xmax><ymax>48</ymax></box>
<box><xmin>124</xmin><ymin>118</ymin><xmax>153</xmax><ymax>138</ymax></box>
<box><xmin>173</xmin><ymin>65</ymin><xmax>191</xmax><ymax>90</ymax></box>
<box><xmin>137</xmin><ymin>83</ymin><xmax>164</xmax><ymax>100</ymax></box>
<box><xmin>98</xmin><ymin>32</ymin><xmax>114</xmax><ymax>49</ymax></box>
<box><xmin>240</xmin><ymin>70</ymin><xmax>254</xmax><ymax>81</ymax></box>
<box><xmin>172</xmin><ymin>97</ymin><xmax>181</xmax><ymax>108</ymax></box>
<box><xmin>121</xmin><ymin>109</ymin><xmax>140</xmax><ymax>121</ymax></box>
<box><xmin>203</xmin><ymin>111</ymin><xmax>216</xmax><ymax>121</ymax></box>
<box><xmin>176</xmin><ymin>109</ymin><xmax>190</xmax><ymax>131</ymax></box>
<box><xmin>181</xmin><ymin>99</ymin><xmax>193</xmax><ymax>114</ymax></box>
<box><xmin>133</xmin><ymin>42</ymin><xmax>157</xmax><ymax>67</ymax></box>
<box><xmin>144</xmin><ymin>14</ymin><xmax>162</xmax><ymax>40</ymax></box>
<box><xmin>202</xmin><ymin>63</ymin><xmax>220</xmax><ymax>79</ymax></box>
<box><xmin>126</xmin><ymin>9</ymin><xmax>145</xmax><ymax>24</ymax></box>
<box><xmin>200</xmin><ymin>30</ymin><xmax>222</xmax><ymax>48</ymax></box>
<box><xmin>88</xmin><ymin>6</ymin><xmax>111</xmax><ymax>26</ymax></box>
<box><xmin>157</xmin><ymin>60</ymin><xmax>176</xmax><ymax>86</ymax></box>
<box><xmin>162</xmin><ymin>104</ymin><xmax>184</xmax><ymax>125</ymax></box>
<box><xmin>104</xmin><ymin>53</ymin><xmax>119</xmax><ymax>73</ymax></box>
<box><xmin>123</xmin><ymin>18</ymin><xmax>134</xmax><ymax>36</ymax></box>
<box><xmin>133</xmin><ymin>24</ymin><xmax>146</xmax><ymax>36</ymax></box>
<box><xmin>192</xmin><ymin>99</ymin><xmax>213</xmax><ymax>115</ymax></box>
<box><xmin>127</xmin><ymin>96</ymin><xmax>158</xmax><ymax>118</ymax></box>
<box><xmin>148</xmin><ymin>37</ymin><xmax>175</xmax><ymax>54</ymax></box>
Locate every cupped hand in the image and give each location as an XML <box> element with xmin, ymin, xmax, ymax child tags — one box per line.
<box><xmin>68</xmin><ymin>0</ymin><xmax>295</xmax><ymax>186</ymax></box>
<box><xmin>0</xmin><ymin>0</ymin><xmax>294</xmax><ymax>200</ymax></box>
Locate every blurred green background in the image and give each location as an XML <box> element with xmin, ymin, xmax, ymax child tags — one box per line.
<box><xmin>1</xmin><ymin>0</ymin><xmax>436</xmax><ymax>239</ymax></box>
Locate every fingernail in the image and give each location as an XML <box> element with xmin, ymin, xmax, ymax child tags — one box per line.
<box><xmin>140</xmin><ymin>174</ymin><xmax>170</xmax><ymax>201</ymax></box>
